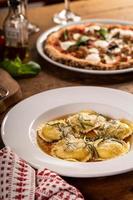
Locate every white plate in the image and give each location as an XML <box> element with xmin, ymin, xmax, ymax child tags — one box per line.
<box><xmin>1</xmin><ymin>86</ymin><xmax>133</xmax><ymax>177</ymax></box>
<box><xmin>37</xmin><ymin>18</ymin><xmax>133</xmax><ymax>75</ymax></box>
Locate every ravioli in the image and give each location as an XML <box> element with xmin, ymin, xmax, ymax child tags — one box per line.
<box><xmin>51</xmin><ymin>135</ymin><xmax>92</xmax><ymax>162</ymax></box>
<box><xmin>102</xmin><ymin>120</ymin><xmax>132</xmax><ymax>139</ymax></box>
<box><xmin>94</xmin><ymin>138</ymin><xmax>130</xmax><ymax>160</ymax></box>
<box><xmin>37</xmin><ymin>110</ymin><xmax>133</xmax><ymax>162</ymax></box>
<box><xmin>37</xmin><ymin>120</ymin><xmax>69</xmax><ymax>142</ymax></box>
<box><xmin>67</xmin><ymin>111</ymin><xmax>106</xmax><ymax>136</ymax></box>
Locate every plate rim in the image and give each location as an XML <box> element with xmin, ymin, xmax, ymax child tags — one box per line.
<box><xmin>36</xmin><ymin>18</ymin><xmax>133</xmax><ymax>75</ymax></box>
<box><xmin>1</xmin><ymin>86</ymin><xmax>133</xmax><ymax>178</ymax></box>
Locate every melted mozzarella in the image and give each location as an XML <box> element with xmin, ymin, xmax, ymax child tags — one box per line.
<box><xmin>60</xmin><ymin>41</ymin><xmax>76</xmax><ymax>50</ymax></box>
<box><xmin>110</xmin><ymin>28</ymin><xmax>133</xmax><ymax>38</ymax></box>
<box><xmin>85</xmin><ymin>25</ymin><xmax>101</xmax><ymax>33</ymax></box>
<box><xmin>112</xmin><ymin>48</ymin><xmax>121</xmax><ymax>54</ymax></box>
<box><xmin>109</xmin><ymin>28</ymin><xmax>121</xmax><ymax>38</ymax></box>
<box><xmin>73</xmin><ymin>33</ymin><xmax>81</xmax><ymax>40</ymax></box>
<box><xmin>94</xmin><ymin>40</ymin><xmax>109</xmax><ymax>49</ymax></box>
<box><xmin>85</xmin><ymin>53</ymin><xmax>101</xmax><ymax>63</ymax></box>
<box><xmin>88</xmin><ymin>48</ymin><xmax>99</xmax><ymax>54</ymax></box>
<box><xmin>121</xmin><ymin>30</ymin><xmax>133</xmax><ymax>37</ymax></box>
<box><xmin>104</xmin><ymin>55</ymin><xmax>117</xmax><ymax>64</ymax></box>
<box><xmin>114</xmin><ymin>39</ymin><xmax>123</xmax><ymax>45</ymax></box>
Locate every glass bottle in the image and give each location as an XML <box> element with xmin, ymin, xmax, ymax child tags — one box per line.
<box><xmin>3</xmin><ymin>0</ymin><xmax>29</xmax><ymax>60</ymax></box>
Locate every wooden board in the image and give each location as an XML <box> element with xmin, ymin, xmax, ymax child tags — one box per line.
<box><xmin>0</xmin><ymin>68</ymin><xmax>22</xmax><ymax>114</ymax></box>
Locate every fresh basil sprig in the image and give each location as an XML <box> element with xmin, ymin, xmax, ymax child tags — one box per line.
<box><xmin>0</xmin><ymin>57</ymin><xmax>41</xmax><ymax>77</ymax></box>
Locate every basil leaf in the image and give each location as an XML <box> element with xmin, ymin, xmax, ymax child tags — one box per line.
<box><xmin>76</xmin><ymin>35</ymin><xmax>89</xmax><ymax>46</ymax></box>
<box><xmin>14</xmin><ymin>56</ymin><xmax>22</xmax><ymax>65</ymax></box>
<box><xmin>98</xmin><ymin>28</ymin><xmax>108</xmax><ymax>40</ymax></box>
<box><xmin>64</xmin><ymin>30</ymin><xmax>68</xmax><ymax>40</ymax></box>
<box><xmin>20</xmin><ymin>61</ymin><xmax>41</xmax><ymax>76</ymax></box>
<box><xmin>0</xmin><ymin>57</ymin><xmax>41</xmax><ymax>77</ymax></box>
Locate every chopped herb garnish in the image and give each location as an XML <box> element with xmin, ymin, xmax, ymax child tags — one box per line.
<box><xmin>87</xmin><ymin>143</ymin><xmax>99</xmax><ymax>159</ymax></box>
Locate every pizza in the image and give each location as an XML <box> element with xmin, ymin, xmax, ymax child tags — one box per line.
<box><xmin>44</xmin><ymin>23</ymin><xmax>133</xmax><ymax>70</ymax></box>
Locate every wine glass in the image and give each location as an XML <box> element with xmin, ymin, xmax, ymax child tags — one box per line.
<box><xmin>53</xmin><ymin>0</ymin><xmax>81</xmax><ymax>25</ymax></box>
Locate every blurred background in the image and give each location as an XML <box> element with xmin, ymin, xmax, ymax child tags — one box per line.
<box><xmin>0</xmin><ymin>0</ymin><xmax>79</xmax><ymax>7</ymax></box>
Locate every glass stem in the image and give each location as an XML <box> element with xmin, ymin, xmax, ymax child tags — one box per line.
<box><xmin>65</xmin><ymin>0</ymin><xmax>70</xmax><ymax>11</ymax></box>
<box><xmin>21</xmin><ymin>0</ymin><xmax>27</xmax><ymax>17</ymax></box>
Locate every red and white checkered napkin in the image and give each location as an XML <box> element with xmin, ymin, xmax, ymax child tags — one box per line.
<box><xmin>0</xmin><ymin>147</ymin><xmax>84</xmax><ymax>200</ymax></box>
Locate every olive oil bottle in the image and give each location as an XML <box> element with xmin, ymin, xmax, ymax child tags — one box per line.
<box><xmin>3</xmin><ymin>0</ymin><xmax>29</xmax><ymax>60</ymax></box>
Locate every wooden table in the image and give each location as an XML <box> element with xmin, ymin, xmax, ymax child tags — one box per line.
<box><xmin>1</xmin><ymin>1</ymin><xmax>133</xmax><ymax>199</ymax></box>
